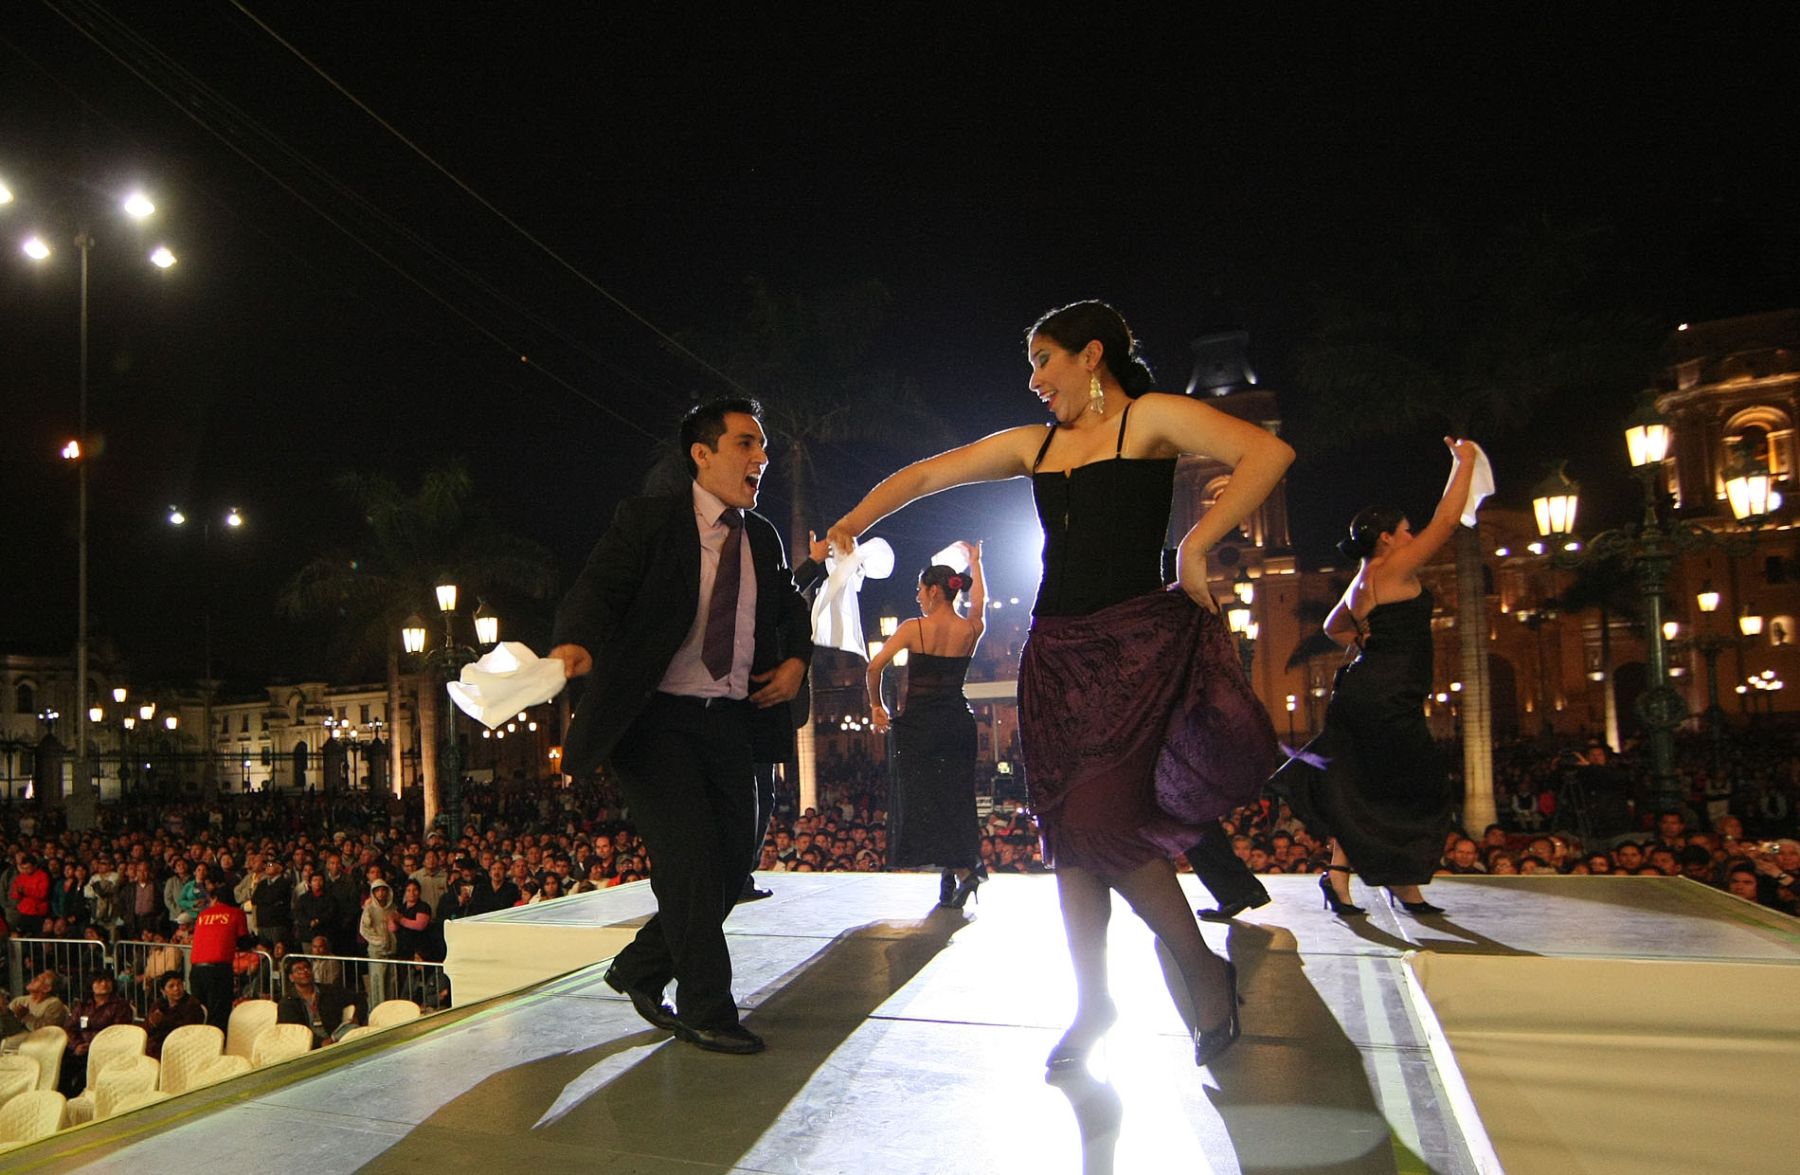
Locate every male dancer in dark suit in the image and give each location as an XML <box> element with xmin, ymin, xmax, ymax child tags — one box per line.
<box><xmin>550</xmin><ymin>398</ymin><xmax>812</xmax><ymax>1055</ymax></box>
<box><xmin>1186</xmin><ymin>823</ymin><xmax>1270</xmax><ymax>922</ymax></box>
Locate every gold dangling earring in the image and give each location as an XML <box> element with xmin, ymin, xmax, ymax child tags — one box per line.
<box><xmin>1088</xmin><ymin>372</ymin><xmax>1105</xmax><ymax>416</ymax></box>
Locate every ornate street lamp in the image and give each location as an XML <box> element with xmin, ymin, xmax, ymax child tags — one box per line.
<box><xmin>1224</xmin><ymin>594</ymin><xmax>1256</xmax><ymax>679</ymax></box>
<box><xmin>401</xmin><ymin>582</ymin><xmax>497</xmax><ymax>838</ymax></box>
<box><xmin>1535</xmin><ymin>404</ymin><xmax>1753</xmax><ymax>813</ymax></box>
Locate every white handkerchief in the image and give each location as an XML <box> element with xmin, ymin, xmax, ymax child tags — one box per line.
<box><xmin>811</xmin><ymin>537</ymin><xmax>895</xmax><ymax>659</ymax></box>
<box><xmin>446</xmin><ymin>642</ymin><xmax>568</xmax><ymax>730</ymax></box>
<box><xmin>1450</xmin><ymin>443</ymin><xmax>1497</xmax><ymax>528</ymax></box>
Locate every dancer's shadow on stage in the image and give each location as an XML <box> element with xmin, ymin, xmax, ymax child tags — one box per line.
<box><xmin>1341</xmin><ymin>912</ymin><xmax>1541</xmax><ymax>957</ymax></box>
<box><xmin>375</xmin><ymin>909</ymin><xmax>967</xmax><ymax>1170</ymax></box>
<box><xmin>1164</xmin><ymin>922</ymin><xmax>1440</xmax><ymax>1174</ymax></box>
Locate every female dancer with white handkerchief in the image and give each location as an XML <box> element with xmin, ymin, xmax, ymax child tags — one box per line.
<box><xmin>866</xmin><ymin>541</ymin><xmax>987</xmax><ymax>909</ymax></box>
<box><xmin>1272</xmin><ymin>437</ymin><xmax>1481</xmax><ymax>918</ymax></box>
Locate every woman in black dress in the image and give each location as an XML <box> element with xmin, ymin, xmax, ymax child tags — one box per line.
<box><xmin>830</xmin><ymin>301</ymin><xmax>1292</xmax><ymax>1076</ymax></box>
<box><xmin>866</xmin><ymin>542</ymin><xmax>987</xmax><ymax>908</ymax></box>
<box><xmin>1284</xmin><ymin>438</ymin><xmax>1479</xmax><ymax>916</ymax></box>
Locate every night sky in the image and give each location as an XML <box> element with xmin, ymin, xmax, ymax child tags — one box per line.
<box><xmin>4</xmin><ymin>4</ymin><xmax>1798</xmax><ymax>690</ymax></box>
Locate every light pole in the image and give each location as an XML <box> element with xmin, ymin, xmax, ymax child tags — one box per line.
<box><xmin>168</xmin><ymin>504</ymin><xmax>243</xmax><ymax>797</ymax></box>
<box><xmin>403</xmin><ymin>582</ymin><xmax>497</xmax><ymax>838</ymax></box>
<box><xmin>1535</xmin><ymin>406</ymin><xmax>1766</xmax><ymax>815</ymax></box>
<box><xmin>1224</xmin><ymin>592</ymin><xmax>1257</xmax><ymax>681</ymax></box>
<box><xmin>10</xmin><ymin>174</ymin><xmax>178</xmax><ymax>828</ymax></box>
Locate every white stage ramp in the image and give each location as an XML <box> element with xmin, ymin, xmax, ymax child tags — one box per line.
<box><xmin>12</xmin><ymin>872</ymin><xmax>1797</xmax><ymax>1173</ymax></box>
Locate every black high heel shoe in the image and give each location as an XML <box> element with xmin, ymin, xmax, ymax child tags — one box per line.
<box><xmin>1385</xmin><ymin>888</ymin><xmax>1445</xmax><ymax>916</ymax></box>
<box><xmin>1318</xmin><ymin>866</ymin><xmax>1366</xmax><ymax>916</ymax></box>
<box><xmin>937</xmin><ymin>870</ymin><xmax>957</xmax><ymax>907</ymax></box>
<box><xmin>1194</xmin><ymin>960</ymin><xmax>1244</xmax><ymax>1067</ymax></box>
<box><xmin>1045</xmin><ymin>999</ymin><xmax>1118</xmax><ymax>1079</ymax></box>
<box><xmin>948</xmin><ymin>867</ymin><xmax>985</xmax><ymax>909</ymax></box>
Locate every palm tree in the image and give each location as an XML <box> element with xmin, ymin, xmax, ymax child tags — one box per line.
<box><xmin>1296</xmin><ymin>218</ymin><xmax>1651</xmax><ymax>830</ymax></box>
<box><xmin>689</xmin><ymin>278</ymin><xmax>951</xmax><ymax>809</ymax></box>
<box><xmin>278</xmin><ymin>461</ymin><xmax>558</xmax><ymax>828</ymax></box>
<box><xmin>1551</xmin><ymin>550</ymin><xmax>1641</xmax><ymax>752</ymax></box>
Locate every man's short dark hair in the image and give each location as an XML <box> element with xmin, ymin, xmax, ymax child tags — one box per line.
<box><xmin>680</xmin><ymin>398</ymin><xmax>764</xmax><ymax>477</ymax></box>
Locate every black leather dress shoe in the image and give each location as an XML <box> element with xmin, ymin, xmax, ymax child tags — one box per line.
<box><xmin>603</xmin><ymin>966</ymin><xmax>681</xmax><ymax>1032</ymax></box>
<box><xmin>738</xmin><ymin>881</ymin><xmax>774</xmax><ymax>902</ymax></box>
<box><xmin>1197</xmin><ymin>888</ymin><xmax>1272</xmax><ymax>923</ymax></box>
<box><xmin>677</xmin><ymin>1022</ymin><xmax>765</xmax><ymax>1055</ymax></box>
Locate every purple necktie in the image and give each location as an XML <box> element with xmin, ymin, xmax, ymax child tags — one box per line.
<box><xmin>701</xmin><ymin>510</ymin><xmax>744</xmax><ymax>680</ymax></box>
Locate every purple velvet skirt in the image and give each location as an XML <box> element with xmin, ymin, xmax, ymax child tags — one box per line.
<box><xmin>1018</xmin><ymin>588</ymin><xmax>1278</xmax><ymax>874</ymax></box>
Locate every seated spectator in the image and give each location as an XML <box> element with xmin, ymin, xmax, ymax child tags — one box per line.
<box><xmin>144</xmin><ymin>972</ymin><xmax>206</xmax><ymax>1058</ymax></box>
<box><xmin>7</xmin><ymin>970</ymin><xmax>70</xmax><ymax>1040</ymax></box>
<box><xmin>1585</xmin><ymin>852</ymin><xmax>1613</xmax><ymax>874</ymax></box>
<box><xmin>276</xmin><ymin>956</ymin><xmax>358</xmax><ymax>1047</ymax></box>
<box><xmin>1612</xmin><ymin>842</ymin><xmax>1646</xmax><ymax>873</ymax></box>
<box><xmin>62</xmin><ymin>972</ymin><xmax>135</xmax><ymax>1095</ymax></box>
<box><xmin>1678</xmin><ymin>846</ymin><xmax>1716</xmax><ymax>884</ymax></box>
<box><xmin>1488</xmin><ymin>853</ymin><xmax>1518</xmax><ymax>875</ymax></box>
<box><xmin>308</xmin><ymin>934</ymin><xmax>345</xmax><ymax>987</ymax></box>
<box><xmin>1746</xmin><ymin>838</ymin><xmax>1800</xmax><ymax>914</ymax></box>
<box><xmin>1652</xmin><ymin>809</ymin><xmax>1688</xmax><ymax>852</ymax></box>
<box><xmin>526</xmin><ymin>874</ymin><xmax>565</xmax><ymax>905</ymax></box>
<box><xmin>1442</xmin><ymin>838</ymin><xmax>1485</xmax><ymax>875</ymax></box>
<box><xmin>1517</xmin><ymin>855</ymin><xmax>1550</xmax><ymax>873</ymax></box>
<box><xmin>1647</xmin><ymin>847</ymin><xmax>1681</xmax><ymax>878</ymax></box>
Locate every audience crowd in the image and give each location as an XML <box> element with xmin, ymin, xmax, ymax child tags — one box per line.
<box><xmin>4</xmin><ymin>725</ymin><xmax>1797</xmax><ymax>1090</ymax></box>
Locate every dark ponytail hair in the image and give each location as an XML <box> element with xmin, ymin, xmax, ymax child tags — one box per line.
<box><xmin>919</xmin><ymin>564</ymin><xmax>969</xmax><ymax>602</ymax></box>
<box><xmin>1028</xmin><ymin>300</ymin><xmax>1155</xmax><ymax>397</ymax></box>
<box><xmin>1337</xmin><ymin>505</ymin><xmax>1407</xmax><ymax>562</ymax></box>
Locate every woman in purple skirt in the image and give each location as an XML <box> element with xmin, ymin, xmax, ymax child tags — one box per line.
<box><xmin>829</xmin><ymin>300</ymin><xmax>1292</xmax><ymax>1076</ymax></box>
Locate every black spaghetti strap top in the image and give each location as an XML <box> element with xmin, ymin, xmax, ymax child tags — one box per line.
<box><xmin>1030</xmin><ymin>402</ymin><xmax>1177</xmax><ymax>617</ymax></box>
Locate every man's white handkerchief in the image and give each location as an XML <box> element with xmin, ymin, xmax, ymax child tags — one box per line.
<box><xmin>446</xmin><ymin>642</ymin><xmax>567</xmax><ymax>729</ymax></box>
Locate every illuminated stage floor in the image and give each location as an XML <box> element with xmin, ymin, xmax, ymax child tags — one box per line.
<box><xmin>17</xmin><ymin>872</ymin><xmax>1800</xmax><ymax>1173</ymax></box>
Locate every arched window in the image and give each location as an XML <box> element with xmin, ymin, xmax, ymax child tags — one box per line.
<box><xmin>1722</xmin><ymin>405</ymin><xmax>1795</xmax><ymax>481</ymax></box>
<box><xmin>15</xmin><ymin>682</ymin><xmax>35</xmax><ymax>715</ymax></box>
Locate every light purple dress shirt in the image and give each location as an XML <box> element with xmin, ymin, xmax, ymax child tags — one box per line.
<box><xmin>657</xmin><ymin>481</ymin><xmax>758</xmax><ymax>699</ymax></box>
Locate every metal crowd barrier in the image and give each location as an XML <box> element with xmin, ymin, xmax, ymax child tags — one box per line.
<box><xmin>112</xmin><ymin>941</ymin><xmax>279</xmax><ymax>1019</ymax></box>
<box><xmin>4</xmin><ymin>938</ymin><xmax>110</xmax><ymax>1005</ymax></box>
<box><xmin>286</xmin><ymin>953</ymin><xmax>450</xmax><ymax>1013</ymax></box>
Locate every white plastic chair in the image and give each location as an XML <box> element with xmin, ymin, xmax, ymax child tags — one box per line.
<box><xmin>224</xmin><ymin>999</ymin><xmax>278</xmax><ymax>1060</ymax></box>
<box><xmin>157</xmin><ymin>1024</ymin><xmax>224</xmax><ymax>1095</ymax></box>
<box><xmin>107</xmin><ymin>1088</ymin><xmax>170</xmax><ymax>1115</ymax></box>
<box><xmin>0</xmin><ymin>1065</ymin><xmax>35</xmax><ymax>1110</ymax></box>
<box><xmin>16</xmin><ymin>1027</ymin><xmax>66</xmax><ymax>1093</ymax></box>
<box><xmin>249</xmin><ymin>1023</ymin><xmax>313</xmax><ymax>1068</ymax></box>
<box><xmin>0</xmin><ymin>1090</ymin><xmax>66</xmax><ymax>1146</ymax></box>
<box><xmin>367</xmin><ymin>999</ymin><xmax>422</xmax><ymax>1029</ymax></box>
<box><xmin>334</xmin><ymin>1025</ymin><xmax>378</xmax><ymax>1045</ymax></box>
<box><xmin>81</xmin><ymin>1023</ymin><xmax>149</xmax><ymax>1090</ymax></box>
<box><xmin>66</xmin><ymin>1054</ymin><xmax>160</xmax><ymax>1126</ymax></box>
<box><xmin>187</xmin><ymin>1054</ymin><xmax>250</xmax><ymax>1089</ymax></box>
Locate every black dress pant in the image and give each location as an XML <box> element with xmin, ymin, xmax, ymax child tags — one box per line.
<box><xmin>188</xmin><ymin>961</ymin><xmax>235</xmax><ymax>1030</ymax></box>
<box><xmin>1183</xmin><ymin>819</ymin><xmax>1267</xmax><ymax>907</ymax></box>
<box><xmin>607</xmin><ymin>694</ymin><xmax>758</xmax><ymax>1031</ymax></box>
<box><xmin>750</xmin><ymin>763</ymin><xmax>778</xmax><ymax>873</ymax></box>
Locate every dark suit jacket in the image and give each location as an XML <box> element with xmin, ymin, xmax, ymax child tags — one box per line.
<box><xmin>553</xmin><ymin>490</ymin><xmax>814</xmax><ymax>776</ymax></box>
